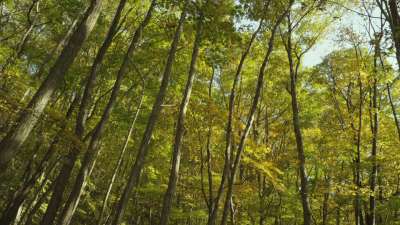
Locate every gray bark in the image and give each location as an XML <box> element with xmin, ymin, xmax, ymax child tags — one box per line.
<box><xmin>57</xmin><ymin>2</ymin><xmax>156</xmax><ymax>224</ymax></box>
<box><xmin>39</xmin><ymin>0</ymin><xmax>125</xmax><ymax>223</ymax></box>
<box><xmin>356</xmin><ymin>79</ymin><xmax>363</xmax><ymax>225</ymax></box>
<box><xmin>0</xmin><ymin>0</ymin><xmax>104</xmax><ymax>172</ymax></box>
<box><xmin>111</xmin><ymin>3</ymin><xmax>188</xmax><ymax>224</ymax></box>
<box><xmin>159</xmin><ymin>1</ymin><xmax>206</xmax><ymax>223</ymax></box>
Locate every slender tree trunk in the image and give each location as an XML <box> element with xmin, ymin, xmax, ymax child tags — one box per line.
<box><xmin>219</xmin><ymin>5</ymin><xmax>291</xmax><ymax>223</ymax></box>
<box><xmin>111</xmin><ymin>4</ymin><xmax>188</xmax><ymax>224</ymax></box>
<box><xmin>388</xmin><ymin>0</ymin><xmax>400</xmax><ymax>66</ymax></box>
<box><xmin>159</xmin><ymin>3</ymin><xmax>206</xmax><ymax>224</ymax></box>
<box><xmin>208</xmin><ymin>5</ymin><xmax>270</xmax><ymax>223</ymax></box>
<box><xmin>160</xmin><ymin>0</ymin><xmax>208</xmax><ymax>225</ymax></box>
<box><xmin>2</xmin><ymin>140</ymin><xmax>40</xmax><ymax>217</ymax></box>
<box><xmin>57</xmin><ymin>2</ymin><xmax>156</xmax><ymax>224</ymax></box>
<box><xmin>25</xmin><ymin>175</ymin><xmax>59</xmax><ymax>225</ymax></box>
<box><xmin>356</xmin><ymin>78</ymin><xmax>363</xmax><ymax>225</ymax></box>
<box><xmin>97</xmin><ymin>83</ymin><xmax>145</xmax><ymax>225</ymax></box>
<box><xmin>17</xmin><ymin>158</ymin><xmax>60</xmax><ymax>225</ymax></box>
<box><xmin>284</xmin><ymin>12</ymin><xmax>311</xmax><ymax>225</ymax></box>
<box><xmin>387</xmin><ymin>84</ymin><xmax>400</xmax><ymax>139</ymax></box>
<box><xmin>369</xmin><ymin>79</ymin><xmax>378</xmax><ymax>225</ymax></box>
<box><xmin>0</xmin><ymin>0</ymin><xmax>104</xmax><ymax>172</ymax></box>
<box><xmin>16</xmin><ymin>0</ymin><xmax>40</xmax><ymax>58</ymax></box>
<box><xmin>207</xmin><ymin>130</ymin><xmax>213</xmax><ymax>217</ymax></box>
<box><xmin>204</xmin><ymin>66</ymin><xmax>214</xmax><ymax>220</ymax></box>
<box><xmin>130</xmin><ymin>168</ymin><xmax>143</xmax><ymax>225</ymax></box>
<box><xmin>39</xmin><ymin>0</ymin><xmax>126</xmax><ymax>223</ymax></box>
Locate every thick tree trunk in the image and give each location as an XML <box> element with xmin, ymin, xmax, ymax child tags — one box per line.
<box><xmin>219</xmin><ymin>6</ymin><xmax>291</xmax><ymax>224</ymax></box>
<box><xmin>57</xmin><ymin>2</ymin><xmax>156</xmax><ymax>224</ymax></box>
<box><xmin>159</xmin><ymin>2</ymin><xmax>206</xmax><ymax>223</ymax></box>
<box><xmin>208</xmin><ymin>5</ymin><xmax>270</xmax><ymax>223</ymax></box>
<box><xmin>111</xmin><ymin>4</ymin><xmax>188</xmax><ymax>225</ymax></box>
<box><xmin>97</xmin><ymin>83</ymin><xmax>145</xmax><ymax>225</ymax></box>
<box><xmin>39</xmin><ymin>0</ymin><xmax>125</xmax><ymax>223</ymax></box>
<box><xmin>0</xmin><ymin>0</ymin><xmax>104</xmax><ymax>172</ymax></box>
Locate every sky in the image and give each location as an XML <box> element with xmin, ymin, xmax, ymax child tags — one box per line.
<box><xmin>302</xmin><ymin>3</ymin><xmax>398</xmax><ymax>69</ymax></box>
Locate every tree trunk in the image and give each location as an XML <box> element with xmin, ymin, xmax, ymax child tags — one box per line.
<box><xmin>284</xmin><ymin>12</ymin><xmax>311</xmax><ymax>225</ymax></box>
<box><xmin>57</xmin><ymin>2</ymin><xmax>156</xmax><ymax>224</ymax></box>
<box><xmin>387</xmin><ymin>84</ymin><xmax>400</xmax><ymax>139</ymax></box>
<box><xmin>17</xmin><ymin>158</ymin><xmax>60</xmax><ymax>225</ymax></box>
<box><xmin>219</xmin><ymin>5</ymin><xmax>291</xmax><ymax>223</ymax></box>
<box><xmin>388</xmin><ymin>0</ymin><xmax>400</xmax><ymax>66</ymax></box>
<box><xmin>25</xmin><ymin>174</ymin><xmax>59</xmax><ymax>225</ymax></box>
<box><xmin>208</xmin><ymin>4</ymin><xmax>270</xmax><ymax>223</ymax></box>
<box><xmin>369</xmin><ymin>79</ymin><xmax>378</xmax><ymax>225</ymax></box>
<box><xmin>159</xmin><ymin>2</ymin><xmax>206</xmax><ymax>223</ymax></box>
<box><xmin>111</xmin><ymin>3</ymin><xmax>188</xmax><ymax>224</ymax></box>
<box><xmin>39</xmin><ymin>0</ymin><xmax>126</xmax><ymax>223</ymax></box>
<box><xmin>16</xmin><ymin>0</ymin><xmax>40</xmax><ymax>58</ymax></box>
<box><xmin>0</xmin><ymin>96</ymin><xmax>78</xmax><ymax>225</ymax></box>
<box><xmin>356</xmin><ymin>78</ymin><xmax>363</xmax><ymax>225</ymax></box>
<box><xmin>97</xmin><ymin>83</ymin><xmax>145</xmax><ymax>225</ymax></box>
<box><xmin>0</xmin><ymin>0</ymin><xmax>104</xmax><ymax>172</ymax></box>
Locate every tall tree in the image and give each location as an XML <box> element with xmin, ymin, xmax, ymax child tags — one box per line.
<box><xmin>56</xmin><ymin>1</ymin><xmax>157</xmax><ymax>224</ymax></box>
<box><xmin>112</xmin><ymin>2</ymin><xmax>189</xmax><ymax>224</ymax></box>
<box><xmin>219</xmin><ymin>2</ymin><xmax>293</xmax><ymax>224</ymax></box>
<box><xmin>208</xmin><ymin>3</ymin><xmax>270</xmax><ymax>224</ymax></box>
<box><xmin>159</xmin><ymin>1</ymin><xmax>208</xmax><ymax>224</ymax></box>
<box><xmin>39</xmin><ymin>0</ymin><xmax>128</xmax><ymax>223</ymax></box>
<box><xmin>0</xmin><ymin>0</ymin><xmax>105</xmax><ymax>171</ymax></box>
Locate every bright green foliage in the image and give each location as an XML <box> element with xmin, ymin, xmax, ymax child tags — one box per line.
<box><xmin>1</xmin><ymin>0</ymin><xmax>400</xmax><ymax>224</ymax></box>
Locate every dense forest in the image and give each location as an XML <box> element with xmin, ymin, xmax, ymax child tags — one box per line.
<box><xmin>1</xmin><ymin>0</ymin><xmax>400</xmax><ymax>224</ymax></box>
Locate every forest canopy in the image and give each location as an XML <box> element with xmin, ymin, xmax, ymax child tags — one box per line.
<box><xmin>0</xmin><ymin>0</ymin><xmax>400</xmax><ymax>224</ymax></box>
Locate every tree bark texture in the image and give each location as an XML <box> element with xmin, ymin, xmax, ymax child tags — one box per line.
<box><xmin>159</xmin><ymin>2</ymin><xmax>206</xmax><ymax>223</ymax></box>
<box><xmin>39</xmin><ymin>0</ymin><xmax>126</xmax><ymax>223</ymax></box>
<box><xmin>57</xmin><ymin>2</ymin><xmax>156</xmax><ymax>224</ymax></box>
<box><xmin>111</xmin><ymin>3</ymin><xmax>188</xmax><ymax>224</ymax></box>
<box><xmin>0</xmin><ymin>0</ymin><xmax>104</xmax><ymax>172</ymax></box>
